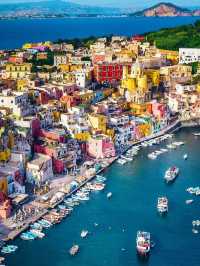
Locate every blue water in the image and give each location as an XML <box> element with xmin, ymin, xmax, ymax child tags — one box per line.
<box><xmin>5</xmin><ymin>127</ymin><xmax>200</xmax><ymax>266</ymax></box>
<box><xmin>0</xmin><ymin>16</ymin><xmax>199</xmax><ymax>49</ymax></box>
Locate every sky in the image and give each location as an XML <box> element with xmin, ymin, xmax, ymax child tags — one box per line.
<box><xmin>0</xmin><ymin>0</ymin><xmax>200</xmax><ymax>9</ymax></box>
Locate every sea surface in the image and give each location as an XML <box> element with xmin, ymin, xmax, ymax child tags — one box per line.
<box><xmin>0</xmin><ymin>16</ymin><xmax>199</xmax><ymax>49</ymax></box>
<box><xmin>5</xmin><ymin>127</ymin><xmax>200</xmax><ymax>266</ymax></box>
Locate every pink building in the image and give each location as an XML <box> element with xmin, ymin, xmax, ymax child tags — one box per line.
<box><xmin>87</xmin><ymin>134</ymin><xmax>115</xmax><ymax>159</ymax></box>
<box><xmin>151</xmin><ymin>102</ymin><xmax>166</xmax><ymax>119</ymax></box>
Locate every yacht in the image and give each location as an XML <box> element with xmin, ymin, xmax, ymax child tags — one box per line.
<box><xmin>164</xmin><ymin>167</ymin><xmax>179</xmax><ymax>183</ymax></box>
<box><xmin>136</xmin><ymin>231</ymin><xmax>150</xmax><ymax>255</ymax></box>
<box><xmin>157</xmin><ymin>197</ymin><xmax>168</xmax><ymax>213</ymax></box>
<box><xmin>183</xmin><ymin>154</ymin><xmax>188</xmax><ymax>160</ymax></box>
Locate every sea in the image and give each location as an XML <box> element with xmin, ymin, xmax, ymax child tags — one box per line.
<box><xmin>5</xmin><ymin>127</ymin><xmax>200</xmax><ymax>266</ymax></box>
<box><xmin>0</xmin><ymin>16</ymin><xmax>199</xmax><ymax>49</ymax></box>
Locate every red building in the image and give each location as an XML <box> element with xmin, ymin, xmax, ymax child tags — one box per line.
<box><xmin>132</xmin><ymin>35</ymin><xmax>145</xmax><ymax>42</ymax></box>
<box><xmin>93</xmin><ymin>63</ymin><xmax>131</xmax><ymax>83</ymax></box>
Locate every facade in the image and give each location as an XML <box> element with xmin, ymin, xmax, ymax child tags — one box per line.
<box><xmin>26</xmin><ymin>153</ymin><xmax>53</xmax><ymax>185</ymax></box>
<box><xmin>87</xmin><ymin>134</ymin><xmax>115</xmax><ymax>159</ymax></box>
<box><xmin>179</xmin><ymin>48</ymin><xmax>200</xmax><ymax>64</ymax></box>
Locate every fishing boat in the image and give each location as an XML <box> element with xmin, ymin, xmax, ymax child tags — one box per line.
<box><xmin>107</xmin><ymin>192</ymin><xmax>112</xmax><ymax>199</ymax></box>
<box><xmin>157</xmin><ymin>197</ymin><xmax>168</xmax><ymax>213</ymax></box>
<box><xmin>136</xmin><ymin>231</ymin><xmax>151</xmax><ymax>255</ymax></box>
<box><xmin>183</xmin><ymin>154</ymin><xmax>188</xmax><ymax>160</ymax></box>
<box><xmin>80</xmin><ymin>230</ymin><xmax>89</xmax><ymax>238</ymax></box>
<box><xmin>69</xmin><ymin>245</ymin><xmax>79</xmax><ymax>256</ymax></box>
<box><xmin>164</xmin><ymin>166</ymin><xmax>179</xmax><ymax>183</ymax></box>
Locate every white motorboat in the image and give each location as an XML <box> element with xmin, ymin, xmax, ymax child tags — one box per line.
<box><xmin>157</xmin><ymin>197</ymin><xmax>168</xmax><ymax>213</ymax></box>
<box><xmin>117</xmin><ymin>158</ymin><xmax>127</xmax><ymax>165</ymax></box>
<box><xmin>164</xmin><ymin>166</ymin><xmax>179</xmax><ymax>183</ymax></box>
<box><xmin>186</xmin><ymin>199</ymin><xmax>193</xmax><ymax>204</ymax></box>
<box><xmin>80</xmin><ymin>230</ymin><xmax>89</xmax><ymax>238</ymax></box>
<box><xmin>183</xmin><ymin>154</ymin><xmax>188</xmax><ymax>160</ymax></box>
<box><xmin>107</xmin><ymin>192</ymin><xmax>112</xmax><ymax>198</ymax></box>
<box><xmin>148</xmin><ymin>153</ymin><xmax>157</xmax><ymax>160</ymax></box>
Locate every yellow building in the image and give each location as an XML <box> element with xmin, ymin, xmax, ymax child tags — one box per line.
<box><xmin>58</xmin><ymin>64</ymin><xmax>82</xmax><ymax>73</ymax></box>
<box><xmin>88</xmin><ymin>114</ymin><xmax>107</xmax><ymax>133</ymax></box>
<box><xmin>0</xmin><ymin>175</ymin><xmax>8</xmax><ymax>195</ymax></box>
<box><xmin>78</xmin><ymin>90</ymin><xmax>94</xmax><ymax>104</ymax></box>
<box><xmin>130</xmin><ymin>103</ymin><xmax>148</xmax><ymax>116</ymax></box>
<box><xmin>17</xmin><ymin>79</ymin><xmax>28</xmax><ymax>91</ymax></box>
<box><xmin>137</xmin><ymin>123</ymin><xmax>152</xmax><ymax>137</ymax></box>
<box><xmin>0</xmin><ymin>149</ymin><xmax>11</xmax><ymax>162</ymax></box>
<box><xmin>145</xmin><ymin>69</ymin><xmax>160</xmax><ymax>87</ymax></box>
<box><xmin>5</xmin><ymin>63</ymin><xmax>32</xmax><ymax>79</ymax></box>
<box><xmin>74</xmin><ymin>132</ymin><xmax>91</xmax><ymax>142</ymax></box>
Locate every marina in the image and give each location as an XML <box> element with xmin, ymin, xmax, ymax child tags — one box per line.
<box><xmin>3</xmin><ymin>127</ymin><xmax>200</xmax><ymax>266</ymax></box>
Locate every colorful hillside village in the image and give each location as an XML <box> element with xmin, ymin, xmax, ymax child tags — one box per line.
<box><xmin>0</xmin><ymin>35</ymin><xmax>199</xmax><ymax>232</ymax></box>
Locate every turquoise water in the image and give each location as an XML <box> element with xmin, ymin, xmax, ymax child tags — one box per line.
<box><xmin>0</xmin><ymin>16</ymin><xmax>199</xmax><ymax>49</ymax></box>
<box><xmin>5</xmin><ymin>128</ymin><xmax>200</xmax><ymax>266</ymax></box>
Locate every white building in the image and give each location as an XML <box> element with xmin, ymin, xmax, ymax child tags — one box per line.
<box><xmin>54</xmin><ymin>55</ymin><xmax>68</xmax><ymax>66</ymax></box>
<box><xmin>26</xmin><ymin>153</ymin><xmax>53</xmax><ymax>185</ymax></box>
<box><xmin>179</xmin><ymin>48</ymin><xmax>200</xmax><ymax>64</ymax></box>
<box><xmin>175</xmin><ymin>83</ymin><xmax>196</xmax><ymax>94</ymax></box>
<box><xmin>75</xmin><ymin>71</ymin><xmax>90</xmax><ymax>89</ymax></box>
<box><xmin>0</xmin><ymin>90</ymin><xmax>31</xmax><ymax>117</ymax></box>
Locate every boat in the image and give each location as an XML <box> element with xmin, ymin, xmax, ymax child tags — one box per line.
<box><xmin>30</xmin><ymin>229</ymin><xmax>45</xmax><ymax>239</ymax></box>
<box><xmin>69</xmin><ymin>245</ymin><xmax>79</xmax><ymax>256</ymax></box>
<box><xmin>107</xmin><ymin>192</ymin><xmax>112</xmax><ymax>199</ymax></box>
<box><xmin>193</xmin><ymin>133</ymin><xmax>200</xmax><ymax>136</ymax></box>
<box><xmin>121</xmin><ymin>155</ymin><xmax>133</xmax><ymax>162</ymax></box>
<box><xmin>136</xmin><ymin>231</ymin><xmax>150</xmax><ymax>255</ymax></box>
<box><xmin>80</xmin><ymin>230</ymin><xmax>89</xmax><ymax>238</ymax></box>
<box><xmin>192</xmin><ymin>228</ymin><xmax>199</xmax><ymax>234</ymax></box>
<box><xmin>186</xmin><ymin>199</ymin><xmax>193</xmax><ymax>204</ymax></box>
<box><xmin>148</xmin><ymin>153</ymin><xmax>157</xmax><ymax>160</ymax></box>
<box><xmin>89</xmin><ymin>183</ymin><xmax>105</xmax><ymax>191</ymax></box>
<box><xmin>117</xmin><ymin>158</ymin><xmax>127</xmax><ymax>165</ymax></box>
<box><xmin>183</xmin><ymin>154</ymin><xmax>188</xmax><ymax>160</ymax></box>
<box><xmin>20</xmin><ymin>232</ymin><xmax>36</xmax><ymax>241</ymax></box>
<box><xmin>157</xmin><ymin>197</ymin><xmax>168</xmax><ymax>213</ymax></box>
<box><xmin>30</xmin><ymin>222</ymin><xmax>43</xmax><ymax>230</ymax></box>
<box><xmin>1</xmin><ymin>245</ymin><xmax>18</xmax><ymax>254</ymax></box>
<box><xmin>164</xmin><ymin>166</ymin><xmax>179</xmax><ymax>183</ymax></box>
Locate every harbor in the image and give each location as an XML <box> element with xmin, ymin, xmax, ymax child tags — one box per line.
<box><xmin>1</xmin><ymin>120</ymin><xmax>179</xmax><ymax>243</ymax></box>
<box><xmin>3</xmin><ymin>127</ymin><xmax>200</xmax><ymax>266</ymax></box>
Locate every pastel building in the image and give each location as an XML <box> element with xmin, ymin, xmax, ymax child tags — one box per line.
<box><xmin>26</xmin><ymin>153</ymin><xmax>53</xmax><ymax>185</ymax></box>
<box><xmin>87</xmin><ymin>134</ymin><xmax>115</xmax><ymax>159</ymax></box>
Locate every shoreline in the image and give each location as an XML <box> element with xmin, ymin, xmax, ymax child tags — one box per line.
<box><xmin>2</xmin><ymin>119</ymin><xmax>181</xmax><ymax>243</ymax></box>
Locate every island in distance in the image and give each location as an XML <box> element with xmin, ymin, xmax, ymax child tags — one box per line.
<box><xmin>0</xmin><ymin>1</ymin><xmax>200</xmax><ymax>19</ymax></box>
